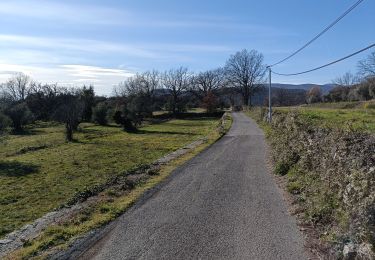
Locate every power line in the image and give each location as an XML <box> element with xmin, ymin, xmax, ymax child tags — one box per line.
<box><xmin>272</xmin><ymin>43</ymin><xmax>375</xmax><ymax>76</ymax></box>
<box><xmin>269</xmin><ymin>0</ymin><xmax>365</xmax><ymax>67</ymax></box>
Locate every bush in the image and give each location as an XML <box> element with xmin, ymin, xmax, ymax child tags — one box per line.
<box><xmin>202</xmin><ymin>91</ymin><xmax>218</xmax><ymax>113</ymax></box>
<box><xmin>5</xmin><ymin>103</ymin><xmax>34</xmax><ymax>132</ymax></box>
<box><xmin>274</xmin><ymin>161</ymin><xmax>291</xmax><ymax>176</ymax></box>
<box><xmin>127</xmin><ymin>94</ymin><xmax>153</xmax><ymax>118</ymax></box>
<box><xmin>164</xmin><ymin>97</ymin><xmax>187</xmax><ymax>114</ymax></box>
<box><xmin>92</xmin><ymin>103</ymin><xmax>108</xmax><ymax>125</ymax></box>
<box><xmin>113</xmin><ymin>108</ymin><xmax>137</xmax><ymax>132</ymax></box>
<box><xmin>286</xmin><ymin>181</ymin><xmax>302</xmax><ymax>194</ymax></box>
<box><xmin>274</xmin><ymin>152</ymin><xmax>300</xmax><ymax>176</ymax></box>
<box><xmin>0</xmin><ymin>112</ymin><xmax>11</xmax><ymax>134</ymax></box>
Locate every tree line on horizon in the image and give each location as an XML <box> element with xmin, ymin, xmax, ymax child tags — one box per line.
<box><xmin>0</xmin><ymin>49</ymin><xmax>374</xmax><ymax>141</ymax></box>
<box><xmin>305</xmin><ymin>51</ymin><xmax>375</xmax><ymax>104</ymax></box>
<box><xmin>0</xmin><ymin>49</ymin><xmax>266</xmax><ymax>141</ymax></box>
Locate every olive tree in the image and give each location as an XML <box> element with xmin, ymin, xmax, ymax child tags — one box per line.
<box><xmin>53</xmin><ymin>94</ymin><xmax>83</xmax><ymax>142</ymax></box>
<box><xmin>92</xmin><ymin>102</ymin><xmax>109</xmax><ymax>126</ymax></box>
<box><xmin>79</xmin><ymin>85</ymin><xmax>95</xmax><ymax>122</ymax></box>
<box><xmin>4</xmin><ymin>102</ymin><xmax>34</xmax><ymax>133</ymax></box>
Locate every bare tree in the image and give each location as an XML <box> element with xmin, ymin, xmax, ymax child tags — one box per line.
<box><xmin>114</xmin><ymin>76</ymin><xmax>141</xmax><ymax>97</ymax></box>
<box><xmin>1</xmin><ymin>73</ymin><xmax>32</xmax><ymax>101</ymax></box>
<box><xmin>224</xmin><ymin>49</ymin><xmax>266</xmax><ymax>107</ymax></box>
<box><xmin>273</xmin><ymin>88</ymin><xmax>289</xmax><ymax>106</ymax></box>
<box><xmin>162</xmin><ymin>67</ymin><xmax>191</xmax><ymax>114</ymax></box>
<box><xmin>115</xmin><ymin>70</ymin><xmax>160</xmax><ymax>98</ymax></box>
<box><xmin>358</xmin><ymin>51</ymin><xmax>375</xmax><ymax>78</ymax></box>
<box><xmin>191</xmin><ymin>68</ymin><xmax>226</xmax><ymax>99</ymax></box>
<box><xmin>114</xmin><ymin>70</ymin><xmax>160</xmax><ymax>118</ymax></box>
<box><xmin>139</xmin><ymin>70</ymin><xmax>160</xmax><ymax>99</ymax></box>
<box><xmin>333</xmin><ymin>72</ymin><xmax>359</xmax><ymax>87</ymax></box>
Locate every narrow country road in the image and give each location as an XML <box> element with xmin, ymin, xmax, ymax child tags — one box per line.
<box><xmin>79</xmin><ymin>112</ymin><xmax>307</xmax><ymax>260</ymax></box>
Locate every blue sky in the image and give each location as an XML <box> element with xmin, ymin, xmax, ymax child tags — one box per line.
<box><xmin>0</xmin><ymin>0</ymin><xmax>374</xmax><ymax>95</ymax></box>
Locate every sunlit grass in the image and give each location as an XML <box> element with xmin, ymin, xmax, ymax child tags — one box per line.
<box><xmin>277</xmin><ymin>105</ymin><xmax>375</xmax><ymax>133</ymax></box>
<box><xmin>0</xmin><ymin>118</ymin><xmax>219</xmax><ymax>237</ymax></box>
<box><xmin>6</xmin><ymin>114</ymin><xmax>232</xmax><ymax>259</ymax></box>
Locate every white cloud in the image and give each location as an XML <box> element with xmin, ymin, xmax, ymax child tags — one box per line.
<box><xmin>60</xmin><ymin>65</ymin><xmax>133</xmax><ymax>79</ymax></box>
<box><xmin>0</xmin><ymin>34</ymin><xmax>233</xmax><ymax>62</ymax></box>
<box><xmin>0</xmin><ymin>63</ymin><xmax>134</xmax><ymax>96</ymax></box>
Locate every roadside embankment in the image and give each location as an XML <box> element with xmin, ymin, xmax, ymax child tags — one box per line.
<box><xmin>247</xmin><ymin>108</ymin><xmax>374</xmax><ymax>259</ymax></box>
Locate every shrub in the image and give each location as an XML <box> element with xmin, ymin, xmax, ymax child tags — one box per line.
<box><xmin>0</xmin><ymin>112</ymin><xmax>11</xmax><ymax>134</ymax></box>
<box><xmin>274</xmin><ymin>150</ymin><xmax>300</xmax><ymax>176</ymax></box>
<box><xmin>92</xmin><ymin>103</ymin><xmax>108</xmax><ymax>125</ymax></box>
<box><xmin>5</xmin><ymin>102</ymin><xmax>34</xmax><ymax>132</ymax></box>
<box><xmin>274</xmin><ymin>161</ymin><xmax>291</xmax><ymax>176</ymax></box>
<box><xmin>306</xmin><ymin>86</ymin><xmax>322</xmax><ymax>104</ymax></box>
<box><xmin>201</xmin><ymin>91</ymin><xmax>218</xmax><ymax>113</ymax></box>
<box><xmin>287</xmin><ymin>181</ymin><xmax>302</xmax><ymax>194</ymax></box>
<box><xmin>113</xmin><ymin>108</ymin><xmax>137</xmax><ymax>132</ymax></box>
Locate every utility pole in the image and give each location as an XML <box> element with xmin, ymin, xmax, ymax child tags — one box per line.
<box><xmin>268</xmin><ymin>66</ymin><xmax>272</xmax><ymax>123</ymax></box>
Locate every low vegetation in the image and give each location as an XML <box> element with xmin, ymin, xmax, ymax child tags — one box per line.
<box><xmin>247</xmin><ymin>105</ymin><xmax>375</xmax><ymax>258</ymax></box>
<box><xmin>277</xmin><ymin>101</ymin><xmax>375</xmax><ymax>133</ymax></box>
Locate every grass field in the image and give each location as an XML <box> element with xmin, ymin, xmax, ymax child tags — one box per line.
<box><xmin>276</xmin><ymin>101</ymin><xmax>375</xmax><ymax>133</ymax></box>
<box><xmin>0</xmin><ymin>117</ymin><xmax>220</xmax><ymax>237</ymax></box>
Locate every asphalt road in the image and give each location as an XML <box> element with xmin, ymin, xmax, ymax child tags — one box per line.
<box><xmin>80</xmin><ymin>112</ymin><xmax>307</xmax><ymax>260</ymax></box>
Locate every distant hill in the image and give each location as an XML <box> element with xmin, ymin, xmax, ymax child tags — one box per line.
<box><xmin>271</xmin><ymin>83</ymin><xmax>336</xmax><ymax>94</ymax></box>
<box><xmin>153</xmin><ymin>83</ymin><xmax>336</xmax><ymax>107</ymax></box>
<box><xmin>252</xmin><ymin>86</ymin><xmax>306</xmax><ymax>106</ymax></box>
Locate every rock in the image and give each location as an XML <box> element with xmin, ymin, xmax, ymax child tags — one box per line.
<box><xmin>0</xmin><ymin>239</ymin><xmax>12</xmax><ymax>244</ymax></box>
<box><xmin>343</xmin><ymin>243</ymin><xmax>357</xmax><ymax>260</ymax></box>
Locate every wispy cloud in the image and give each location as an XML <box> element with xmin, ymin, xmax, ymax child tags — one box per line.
<box><xmin>0</xmin><ymin>1</ymin><xmax>296</xmax><ymax>93</ymax></box>
<box><xmin>0</xmin><ymin>0</ymin><xmax>295</xmax><ymax>37</ymax></box>
<box><xmin>0</xmin><ymin>34</ymin><xmax>232</xmax><ymax>61</ymax></box>
<box><xmin>0</xmin><ymin>0</ymin><xmax>127</xmax><ymax>25</ymax></box>
<box><xmin>0</xmin><ymin>35</ymin><xmax>158</xmax><ymax>59</ymax></box>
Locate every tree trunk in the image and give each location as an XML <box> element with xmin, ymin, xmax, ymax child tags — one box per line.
<box><xmin>65</xmin><ymin>123</ymin><xmax>73</xmax><ymax>142</ymax></box>
<box><xmin>172</xmin><ymin>94</ymin><xmax>178</xmax><ymax>115</ymax></box>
